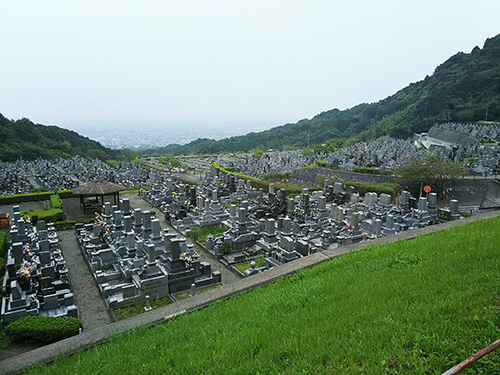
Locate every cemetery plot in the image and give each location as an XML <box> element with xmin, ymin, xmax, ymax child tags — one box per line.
<box><xmin>140</xmin><ymin>168</ymin><xmax>463</xmax><ymax>279</ymax></box>
<box><xmin>1</xmin><ymin>206</ymin><xmax>77</xmax><ymax>325</ymax></box>
<box><xmin>75</xmin><ymin>198</ymin><xmax>221</xmax><ymax>310</ymax></box>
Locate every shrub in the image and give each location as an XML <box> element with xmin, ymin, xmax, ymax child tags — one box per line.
<box><xmin>354</xmin><ymin>167</ymin><xmax>393</xmax><ymax>176</ymax></box>
<box><xmin>345</xmin><ymin>181</ymin><xmax>399</xmax><ymax>198</ymax></box>
<box><xmin>50</xmin><ymin>194</ymin><xmax>62</xmax><ymax>209</ymax></box>
<box><xmin>21</xmin><ymin>208</ymin><xmax>64</xmax><ymax>223</ymax></box>
<box><xmin>53</xmin><ymin>221</ymin><xmax>77</xmax><ymax>231</ymax></box>
<box><xmin>0</xmin><ymin>231</ymin><xmax>8</xmax><ymax>276</ymax></box>
<box><xmin>6</xmin><ymin>316</ymin><xmax>83</xmax><ymax>343</ymax></box>
<box><xmin>221</xmin><ymin>242</ymin><xmax>232</xmax><ymax>255</ymax></box>
<box><xmin>57</xmin><ymin>190</ymin><xmax>77</xmax><ymax>199</ymax></box>
<box><xmin>0</xmin><ymin>192</ymin><xmax>54</xmax><ymax>205</ymax></box>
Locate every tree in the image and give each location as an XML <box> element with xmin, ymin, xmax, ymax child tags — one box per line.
<box><xmin>395</xmin><ymin>154</ymin><xmax>466</xmax><ymax>195</ymax></box>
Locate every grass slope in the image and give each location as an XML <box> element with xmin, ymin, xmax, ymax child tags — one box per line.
<box><xmin>28</xmin><ymin>217</ymin><xmax>500</xmax><ymax>374</ymax></box>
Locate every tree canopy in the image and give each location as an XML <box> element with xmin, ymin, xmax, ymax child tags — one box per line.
<box><xmin>0</xmin><ymin>114</ymin><xmax>136</xmax><ymax>162</ymax></box>
<box><xmin>395</xmin><ymin>154</ymin><xmax>466</xmax><ymax>195</ymax></box>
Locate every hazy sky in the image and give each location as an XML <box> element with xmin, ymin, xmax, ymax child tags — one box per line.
<box><xmin>1</xmin><ymin>1</ymin><xmax>500</xmax><ymax>134</ymax></box>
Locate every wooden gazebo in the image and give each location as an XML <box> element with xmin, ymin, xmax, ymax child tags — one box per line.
<box><xmin>72</xmin><ymin>180</ymin><xmax>126</xmax><ymax>214</ymax></box>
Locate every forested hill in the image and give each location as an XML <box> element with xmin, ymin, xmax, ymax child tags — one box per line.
<box><xmin>0</xmin><ymin>114</ymin><xmax>121</xmax><ymax>162</ymax></box>
<box><xmin>144</xmin><ymin>33</ymin><xmax>500</xmax><ymax>155</ymax></box>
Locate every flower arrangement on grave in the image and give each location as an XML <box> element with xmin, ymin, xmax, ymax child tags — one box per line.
<box><xmin>181</xmin><ymin>252</ymin><xmax>193</xmax><ymax>264</ymax></box>
<box><xmin>23</xmin><ymin>244</ymin><xmax>32</xmax><ymax>256</ymax></box>
<box><xmin>95</xmin><ymin>213</ymin><xmax>113</xmax><ymax>237</ymax></box>
<box><xmin>29</xmin><ymin>227</ymin><xmax>38</xmax><ymax>242</ymax></box>
<box><xmin>410</xmin><ymin>207</ymin><xmax>423</xmax><ymax>219</ymax></box>
<box><xmin>294</xmin><ymin>207</ymin><xmax>305</xmax><ymax>215</ymax></box>
<box><xmin>363</xmin><ymin>232</ymin><xmax>375</xmax><ymax>240</ymax></box>
<box><xmin>17</xmin><ymin>261</ymin><xmax>36</xmax><ymax>279</ymax></box>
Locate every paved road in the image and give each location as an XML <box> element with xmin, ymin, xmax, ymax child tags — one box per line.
<box><xmin>122</xmin><ymin>193</ymin><xmax>241</xmax><ymax>285</ymax></box>
<box><xmin>58</xmin><ymin>231</ymin><xmax>113</xmax><ymax>330</ymax></box>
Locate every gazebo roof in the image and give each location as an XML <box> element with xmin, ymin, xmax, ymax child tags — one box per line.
<box><xmin>72</xmin><ymin>180</ymin><xmax>126</xmax><ymax>196</ymax></box>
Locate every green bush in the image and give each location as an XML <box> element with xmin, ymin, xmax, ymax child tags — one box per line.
<box><xmin>57</xmin><ymin>190</ymin><xmax>77</xmax><ymax>199</ymax></box>
<box><xmin>0</xmin><ymin>231</ymin><xmax>8</xmax><ymax>256</ymax></box>
<box><xmin>212</xmin><ymin>162</ymin><xmax>319</xmax><ymax>194</ymax></box>
<box><xmin>21</xmin><ymin>208</ymin><xmax>64</xmax><ymax>223</ymax></box>
<box><xmin>0</xmin><ymin>231</ymin><xmax>8</xmax><ymax>276</ymax></box>
<box><xmin>0</xmin><ymin>192</ymin><xmax>54</xmax><ymax>205</ymax></box>
<box><xmin>212</xmin><ymin>162</ymin><xmax>262</xmax><ymax>183</ymax></box>
<box><xmin>53</xmin><ymin>218</ymin><xmax>94</xmax><ymax>231</ymax></box>
<box><xmin>354</xmin><ymin>167</ymin><xmax>393</xmax><ymax>176</ymax></box>
<box><xmin>345</xmin><ymin>181</ymin><xmax>399</xmax><ymax>198</ymax></box>
<box><xmin>221</xmin><ymin>242</ymin><xmax>232</xmax><ymax>255</ymax></box>
<box><xmin>6</xmin><ymin>316</ymin><xmax>83</xmax><ymax>343</ymax></box>
<box><xmin>50</xmin><ymin>195</ymin><xmax>62</xmax><ymax>209</ymax></box>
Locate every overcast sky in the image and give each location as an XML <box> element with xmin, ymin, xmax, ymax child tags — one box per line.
<box><xmin>1</xmin><ymin>1</ymin><xmax>500</xmax><ymax>134</ymax></box>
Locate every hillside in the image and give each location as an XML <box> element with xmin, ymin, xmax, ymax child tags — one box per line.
<box><xmin>0</xmin><ymin>114</ymin><xmax>122</xmax><ymax>162</ymax></box>
<box><xmin>144</xmin><ymin>33</ymin><xmax>500</xmax><ymax>155</ymax></box>
<box><xmin>25</xmin><ymin>215</ymin><xmax>500</xmax><ymax>374</ymax></box>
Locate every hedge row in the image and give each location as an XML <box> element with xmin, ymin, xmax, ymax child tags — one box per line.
<box><xmin>354</xmin><ymin>167</ymin><xmax>393</xmax><ymax>176</ymax></box>
<box><xmin>5</xmin><ymin>316</ymin><xmax>83</xmax><ymax>343</ymax></box>
<box><xmin>50</xmin><ymin>194</ymin><xmax>62</xmax><ymax>209</ymax></box>
<box><xmin>212</xmin><ymin>162</ymin><xmax>262</xmax><ymax>183</ymax></box>
<box><xmin>0</xmin><ymin>190</ymin><xmax>77</xmax><ymax>205</ymax></box>
<box><xmin>0</xmin><ymin>231</ymin><xmax>8</xmax><ymax>277</ymax></box>
<box><xmin>57</xmin><ymin>189</ymin><xmax>77</xmax><ymax>199</ymax></box>
<box><xmin>345</xmin><ymin>181</ymin><xmax>399</xmax><ymax>198</ymax></box>
<box><xmin>52</xmin><ymin>218</ymin><xmax>94</xmax><ymax>231</ymax></box>
<box><xmin>0</xmin><ymin>191</ymin><xmax>53</xmax><ymax>205</ymax></box>
<box><xmin>21</xmin><ymin>208</ymin><xmax>64</xmax><ymax>223</ymax></box>
<box><xmin>212</xmin><ymin>162</ymin><xmax>319</xmax><ymax>195</ymax></box>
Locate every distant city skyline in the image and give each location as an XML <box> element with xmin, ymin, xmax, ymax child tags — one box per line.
<box><xmin>1</xmin><ymin>1</ymin><xmax>500</xmax><ymax>146</ymax></box>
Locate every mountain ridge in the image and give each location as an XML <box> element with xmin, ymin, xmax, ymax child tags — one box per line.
<box><xmin>2</xmin><ymin>33</ymin><xmax>499</xmax><ymax>160</ymax></box>
<box><xmin>0</xmin><ymin>114</ymin><xmax>123</xmax><ymax>162</ymax></box>
<box><xmin>143</xmin><ymin>33</ymin><xmax>500</xmax><ymax>155</ymax></box>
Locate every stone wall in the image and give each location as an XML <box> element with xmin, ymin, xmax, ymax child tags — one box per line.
<box><xmin>289</xmin><ymin>168</ymin><xmax>395</xmax><ymax>187</ymax></box>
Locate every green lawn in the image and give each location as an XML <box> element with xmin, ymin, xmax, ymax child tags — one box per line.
<box><xmin>189</xmin><ymin>225</ymin><xmax>226</xmax><ymax>245</ymax></box>
<box><xmin>114</xmin><ymin>296</ymin><xmax>173</xmax><ymax>321</ymax></box>
<box><xmin>26</xmin><ymin>217</ymin><xmax>500</xmax><ymax>374</ymax></box>
<box><xmin>234</xmin><ymin>255</ymin><xmax>266</xmax><ymax>273</ymax></box>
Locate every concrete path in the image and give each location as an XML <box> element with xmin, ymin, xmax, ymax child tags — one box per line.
<box><xmin>58</xmin><ymin>231</ymin><xmax>113</xmax><ymax>330</ymax></box>
<box><xmin>122</xmin><ymin>193</ymin><xmax>241</xmax><ymax>285</ymax></box>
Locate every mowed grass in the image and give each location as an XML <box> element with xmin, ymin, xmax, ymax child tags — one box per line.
<box><xmin>27</xmin><ymin>217</ymin><xmax>500</xmax><ymax>374</ymax></box>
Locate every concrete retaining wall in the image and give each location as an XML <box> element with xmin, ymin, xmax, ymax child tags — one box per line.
<box><xmin>289</xmin><ymin>168</ymin><xmax>394</xmax><ymax>187</ymax></box>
